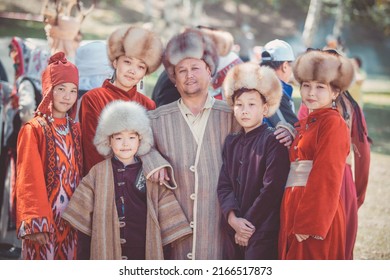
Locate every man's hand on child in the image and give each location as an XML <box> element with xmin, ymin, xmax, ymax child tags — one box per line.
<box><xmin>274</xmin><ymin>127</ymin><xmax>293</xmax><ymax>147</ymax></box>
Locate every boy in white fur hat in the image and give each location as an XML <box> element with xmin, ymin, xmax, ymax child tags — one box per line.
<box><xmin>63</xmin><ymin>100</ymin><xmax>191</xmax><ymax>260</ymax></box>
<box><xmin>217</xmin><ymin>62</ymin><xmax>290</xmax><ymax>259</ymax></box>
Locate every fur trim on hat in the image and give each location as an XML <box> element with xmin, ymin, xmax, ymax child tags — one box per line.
<box><xmin>107</xmin><ymin>26</ymin><xmax>163</xmax><ymax>74</ymax></box>
<box><xmin>223</xmin><ymin>62</ymin><xmax>282</xmax><ymax>117</ymax></box>
<box><xmin>293</xmin><ymin>50</ymin><xmax>354</xmax><ymax>92</ymax></box>
<box><xmin>198</xmin><ymin>28</ymin><xmax>234</xmax><ymax>57</ymax></box>
<box><xmin>163</xmin><ymin>28</ymin><xmax>219</xmax><ymax>83</ymax></box>
<box><xmin>93</xmin><ymin>100</ymin><xmax>153</xmax><ymax>158</ymax></box>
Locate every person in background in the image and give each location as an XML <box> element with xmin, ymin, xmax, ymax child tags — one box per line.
<box><xmin>261</xmin><ymin>39</ymin><xmax>298</xmax><ymax>130</ymax></box>
<box><xmin>74</xmin><ymin>40</ymin><xmax>113</xmax><ymax>122</ymax></box>
<box><xmin>217</xmin><ymin>63</ymin><xmax>290</xmax><ymax>259</ymax></box>
<box><xmin>349</xmin><ymin>56</ymin><xmax>366</xmax><ymax>108</ymax></box>
<box><xmin>63</xmin><ymin>100</ymin><xmax>191</xmax><ymax>259</ymax></box>
<box><xmin>75</xmin><ymin>40</ymin><xmax>113</xmax><ymax>98</ymax></box>
<box><xmin>15</xmin><ymin>52</ymin><xmax>82</xmax><ymax>260</ymax></box>
<box><xmin>79</xmin><ymin>25</ymin><xmax>162</xmax><ymax>175</ymax></box>
<box><xmin>279</xmin><ymin>48</ymin><xmax>354</xmax><ymax>260</ymax></box>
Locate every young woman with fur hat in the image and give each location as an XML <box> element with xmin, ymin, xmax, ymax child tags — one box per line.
<box><xmin>63</xmin><ymin>100</ymin><xmax>191</xmax><ymax>259</ymax></box>
<box><xmin>79</xmin><ymin>25</ymin><xmax>163</xmax><ymax>175</ymax></box>
<box><xmin>217</xmin><ymin>62</ymin><xmax>290</xmax><ymax>259</ymax></box>
<box><xmin>278</xmin><ymin>49</ymin><xmax>353</xmax><ymax>260</ymax></box>
<box><xmin>15</xmin><ymin>52</ymin><xmax>82</xmax><ymax>259</ymax></box>
<box><xmin>296</xmin><ymin>67</ymin><xmax>371</xmax><ymax>259</ymax></box>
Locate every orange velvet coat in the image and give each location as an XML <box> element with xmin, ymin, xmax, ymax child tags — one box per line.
<box><xmin>278</xmin><ymin>108</ymin><xmax>350</xmax><ymax>260</ymax></box>
<box><xmin>79</xmin><ymin>80</ymin><xmax>156</xmax><ymax>175</ymax></box>
<box><xmin>15</xmin><ymin>116</ymin><xmax>82</xmax><ymax>259</ymax></box>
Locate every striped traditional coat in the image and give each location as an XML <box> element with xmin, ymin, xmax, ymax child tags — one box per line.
<box><xmin>141</xmin><ymin>99</ymin><xmax>239</xmax><ymax>260</ymax></box>
<box><xmin>62</xmin><ymin>159</ymin><xmax>192</xmax><ymax>259</ymax></box>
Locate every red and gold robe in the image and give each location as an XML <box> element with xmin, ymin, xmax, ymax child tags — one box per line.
<box><xmin>279</xmin><ymin>108</ymin><xmax>350</xmax><ymax>260</ymax></box>
<box><xmin>79</xmin><ymin>79</ymin><xmax>156</xmax><ymax>175</ymax></box>
<box><xmin>16</xmin><ymin>116</ymin><xmax>82</xmax><ymax>259</ymax></box>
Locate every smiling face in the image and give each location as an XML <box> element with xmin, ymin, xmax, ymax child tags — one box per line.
<box><xmin>233</xmin><ymin>90</ymin><xmax>268</xmax><ymax>133</ymax></box>
<box><xmin>300</xmin><ymin>81</ymin><xmax>339</xmax><ymax>112</ymax></box>
<box><xmin>52</xmin><ymin>83</ymin><xmax>78</xmax><ymax>118</ymax></box>
<box><xmin>110</xmin><ymin>130</ymin><xmax>140</xmax><ymax>165</ymax></box>
<box><xmin>174</xmin><ymin>58</ymin><xmax>211</xmax><ymax>98</ymax></box>
<box><xmin>113</xmin><ymin>56</ymin><xmax>147</xmax><ymax>91</ymax></box>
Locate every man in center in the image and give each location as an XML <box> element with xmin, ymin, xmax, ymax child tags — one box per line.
<box><xmin>141</xmin><ymin>28</ymin><xmax>237</xmax><ymax>259</ymax></box>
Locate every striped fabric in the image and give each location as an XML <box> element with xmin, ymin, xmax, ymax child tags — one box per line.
<box><xmin>63</xmin><ymin>159</ymin><xmax>191</xmax><ymax>259</ymax></box>
<box><xmin>142</xmin><ymin>99</ymin><xmax>239</xmax><ymax>259</ymax></box>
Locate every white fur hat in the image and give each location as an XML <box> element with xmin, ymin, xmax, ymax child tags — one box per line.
<box><xmin>163</xmin><ymin>28</ymin><xmax>219</xmax><ymax>83</ymax></box>
<box><xmin>94</xmin><ymin>100</ymin><xmax>153</xmax><ymax>158</ymax></box>
<box><xmin>107</xmin><ymin>25</ymin><xmax>163</xmax><ymax>74</ymax></box>
<box><xmin>223</xmin><ymin>62</ymin><xmax>282</xmax><ymax>117</ymax></box>
<box><xmin>293</xmin><ymin>49</ymin><xmax>354</xmax><ymax>92</ymax></box>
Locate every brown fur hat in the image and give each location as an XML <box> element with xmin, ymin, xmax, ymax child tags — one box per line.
<box><xmin>293</xmin><ymin>49</ymin><xmax>354</xmax><ymax>92</ymax></box>
<box><xmin>107</xmin><ymin>25</ymin><xmax>163</xmax><ymax>74</ymax></box>
<box><xmin>223</xmin><ymin>62</ymin><xmax>282</xmax><ymax>117</ymax></box>
<box><xmin>163</xmin><ymin>28</ymin><xmax>219</xmax><ymax>83</ymax></box>
<box><xmin>197</xmin><ymin>27</ymin><xmax>234</xmax><ymax>57</ymax></box>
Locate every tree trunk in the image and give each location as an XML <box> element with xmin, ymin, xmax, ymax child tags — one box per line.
<box><xmin>333</xmin><ymin>0</ymin><xmax>344</xmax><ymax>39</ymax></box>
<box><xmin>302</xmin><ymin>0</ymin><xmax>323</xmax><ymax>48</ymax></box>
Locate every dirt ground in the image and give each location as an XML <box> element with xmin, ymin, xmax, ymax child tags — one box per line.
<box><xmin>353</xmin><ymin>152</ymin><xmax>390</xmax><ymax>260</ymax></box>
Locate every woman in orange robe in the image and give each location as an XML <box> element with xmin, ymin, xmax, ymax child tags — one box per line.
<box><xmin>279</xmin><ymin>49</ymin><xmax>354</xmax><ymax>260</ymax></box>
<box><xmin>15</xmin><ymin>52</ymin><xmax>82</xmax><ymax>260</ymax></box>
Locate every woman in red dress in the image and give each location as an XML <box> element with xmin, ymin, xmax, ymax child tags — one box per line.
<box><xmin>279</xmin><ymin>49</ymin><xmax>354</xmax><ymax>260</ymax></box>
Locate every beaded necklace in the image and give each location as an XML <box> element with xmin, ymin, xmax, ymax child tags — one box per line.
<box><xmin>53</xmin><ymin>116</ymin><xmax>70</xmax><ymax>136</ymax></box>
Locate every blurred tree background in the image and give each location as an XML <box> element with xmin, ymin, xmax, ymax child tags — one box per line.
<box><xmin>0</xmin><ymin>0</ymin><xmax>389</xmax><ymax>77</ymax></box>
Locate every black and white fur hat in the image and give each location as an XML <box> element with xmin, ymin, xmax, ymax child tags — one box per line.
<box><xmin>93</xmin><ymin>100</ymin><xmax>153</xmax><ymax>158</ymax></box>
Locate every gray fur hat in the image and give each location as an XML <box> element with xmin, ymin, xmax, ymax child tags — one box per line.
<box><xmin>93</xmin><ymin>100</ymin><xmax>153</xmax><ymax>158</ymax></box>
<box><xmin>163</xmin><ymin>28</ymin><xmax>219</xmax><ymax>83</ymax></box>
<box><xmin>107</xmin><ymin>25</ymin><xmax>163</xmax><ymax>74</ymax></box>
<box><xmin>223</xmin><ymin>62</ymin><xmax>282</xmax><ymax>117</ymax></box>
<box><xmin>293</xmin><ymin>49</ymin><xmax>354</xmax><ymax>92</ymax></box>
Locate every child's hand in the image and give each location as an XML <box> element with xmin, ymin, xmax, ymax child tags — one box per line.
<box><xmin>235</xmin><ymin>233</ymin><xmax>251</xmax><ymax>247</ymax></box>
<box><xmin>227</xmin><ymin>212</ymin><xmax>255</xmax><ymax>240</ymax></box>
<box><xmin>150</xmin><ymin>167</ymin><xmax>170</xmax><ymax>185</ymax></box>
<box><xmin>25</xmin><ymin>232</ymin><xmax>50</xmax><ymax>245</ymax></box>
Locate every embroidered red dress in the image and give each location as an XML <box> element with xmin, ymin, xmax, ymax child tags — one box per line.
<box><xmin>16</xmin><ymin>116</ymin><xmax>82</xmax><ymax>259</ymax></box>
<box><xmin>79</xmin><ymin>80</ymin><xmax>156</xmax><ymax>175</ymax></box>
<box><xmin>278</xmin><ymin>108</ymin><xmax>350</xmax><ymax>260</ymax></box>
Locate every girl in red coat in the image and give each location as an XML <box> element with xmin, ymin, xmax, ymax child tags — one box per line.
<box><xmin>79</xmin><ymin>26</ymin><xmax>163</xmax><ymax>175</ymax></box>
<box><xmin>15</xmin><ymin>52</ymin><xmax>82</xmax><ymax>259</ymax></box>
<box><xmin>279</xmin><ymin>49</ymin><xmax>354</xmax><ymax>260</ymax></box>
